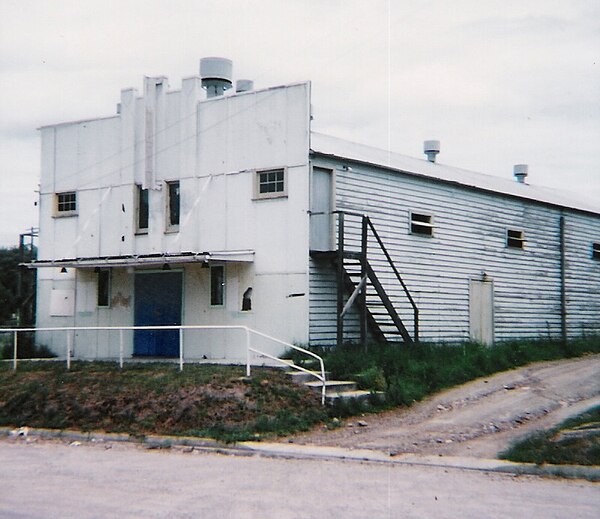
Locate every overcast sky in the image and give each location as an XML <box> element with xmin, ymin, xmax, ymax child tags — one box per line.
<box><xmin>1</xmin><ymin>0</ymin><xmax>598</xmax><ymax>247</ymax></box>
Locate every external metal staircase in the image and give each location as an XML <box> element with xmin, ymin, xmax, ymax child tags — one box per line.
<box><xmin>311</xmin><ymin>211</ymin><xmax>419</xmax><ymax>348</ymax></box>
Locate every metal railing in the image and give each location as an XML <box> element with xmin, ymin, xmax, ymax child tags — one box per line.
<box><xmin>332</xmin><ymin>210</ymin><xmax>418</xmax><ymax>346</ymax></box>
<box><xmin>0</xmin><ymin>325</ymin><xmax>327</xmax><ymax>405</ymax></box>
<box><xmin>364</xmin><ymin>215</ymin><xmax>419</xmax><ymax>342</ymax></box>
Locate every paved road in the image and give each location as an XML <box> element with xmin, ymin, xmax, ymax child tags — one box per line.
<box><xmin>290</xmin><ymin>355</ymin><xmax>600</xmax><ymax>458</ymax></box>
<box><xmin>0</xmin><ymin>439</ymin><xmax>598</xmax><ymax>518</ymax></box>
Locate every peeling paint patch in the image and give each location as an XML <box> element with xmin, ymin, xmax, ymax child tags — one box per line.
<box><xmin>111</xmin><ymin>292</ymin><xmax>131</xmax><ymax>308</ymax></box>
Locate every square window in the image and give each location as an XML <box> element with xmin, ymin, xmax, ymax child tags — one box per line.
<box><xmin>592</xmin><ymin>242</ymin><xmax>600</xmax><ymax>260</ymax></box>
<box><xmin>56</xmin><ymin>192</ymin><xmax>77</xmax><ymax>214</ymax></box>
<box><xmin>210</xmin><ymin>265</ymin><xmax>225</xmax><ymax>306</ymax></box>
<box><xmin>136</xmin><ymin>185</ymin><xmax>149</xmax><ymax>232</ymax></box>
<box><xmin>97</xmin><ymin>269</ymin><xmax>111</xmax><ymax>307</ymax></box>
<box><xmin>254</xmin><ymin>168</ymin><xmax>287</xmax><ymax>199</ymax></box>
<box><xmin>507</xmin><ymin>229</ymin><xmax>524</xmax><ymax>249</ymax></box>
<box><xmin>166</xmin><ymin>181</ymin><xmax>180</xmax><ymax>229</ymax></box>
<box><xmin>410</xmin><ymin>212</ymin><xmax>433</xmax><ymax>236</ymax></box>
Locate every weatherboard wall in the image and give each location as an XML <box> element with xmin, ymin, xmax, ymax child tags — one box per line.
<box><xmin>563</xmin><ymin>212</ymin><xmax>600</xmax><ymax>337</ymax></box>
<box><xmin>309</xmin><ymin>155</ymin><xmax>600</xmax><ymax>344</ymax></box>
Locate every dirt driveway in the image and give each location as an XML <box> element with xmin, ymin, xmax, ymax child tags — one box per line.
<box><xmin>287</xmin><ymin>354</ymin><xmax>600</xmax><ymax>458</ymax></box>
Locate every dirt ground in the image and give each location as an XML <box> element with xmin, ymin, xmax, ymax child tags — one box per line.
<box><xmin>286</xmin><ymin>354</ymin><xmax>600</xmax><ymax>458</ymax></box>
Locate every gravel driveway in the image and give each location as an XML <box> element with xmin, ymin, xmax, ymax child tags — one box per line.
<box><xmin>286</xmin><ymin>354</ymin><xmax>600</xmax><ymax>458</ymax></box>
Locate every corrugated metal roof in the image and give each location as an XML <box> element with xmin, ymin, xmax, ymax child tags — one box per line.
<box><xmin>311</xmin><ymin>132</ymin><xmax>599</xmax><ymax>216</ymax></box>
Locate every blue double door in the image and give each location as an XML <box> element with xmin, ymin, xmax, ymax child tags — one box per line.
<box><xmin>134</xmin><ymin>271</ymin><xmax>183</xmax><ymax>357</ymax></box>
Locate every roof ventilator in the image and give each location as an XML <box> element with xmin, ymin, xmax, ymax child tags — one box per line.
<box><xmin>424</xmin><ymin>140</ymin><xmax>440</xmax><ymax>163</ymax></box>
<box><xmin>236</xmin><ymin>79</ymin><xmax>254</xmax><ymax>93</ymax></box>
<box><xmin>514</xmin><ymin>164</ymin><xmax>528</xmax><ymax>184</ymax></box>
<box><xmin>200</xmin><ymin>57</ymin><xmax>233</xmax><ymax>98</ymax></box>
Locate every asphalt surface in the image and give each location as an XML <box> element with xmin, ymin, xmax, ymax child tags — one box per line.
<box><xmin>0</xmin><ymin>438</ymin><xmax>599</xmax><ymax>518</ymax></box>
<box><xmin>1</xmin><ymin>355</ymin><xmax>599</xmax><ymax>517</ymax></box>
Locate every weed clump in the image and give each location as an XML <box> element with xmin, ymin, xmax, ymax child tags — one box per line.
<box><xmin>318</xmin><ymin>336</ymin><xmax>600</xmax><ymax>408</ymax></box>
<box><xmin>500</xmin><ymin>405</ymin><xmax>600</xmax><ymax>466</ymax></box>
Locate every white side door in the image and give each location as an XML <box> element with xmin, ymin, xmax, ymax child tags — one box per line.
<box><xmin>310</xmin><ymin>167</ymin><xmax>334</xmax><ymax>251</ymax></box>
<box><xmin>469</xmin><ymin>278</ymin><xmax>494</xmax><ymax>345</ymax></box>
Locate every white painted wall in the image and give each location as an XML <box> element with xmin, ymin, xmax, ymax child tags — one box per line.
<box><xmin>36</xmin><ymin>80</ymin><xmax>313</xmax><ymax>358</ymax></box>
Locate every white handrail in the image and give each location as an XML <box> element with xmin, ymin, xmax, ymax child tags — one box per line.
<box><xmin>245</xmin><ymin>327</ymin><xmax>326</xmax><ymax>406</ymax></box>
<box><xmin>0</xmin><ymin>325</ymin><xmax>327</xmax><ymax>405</ymax></box>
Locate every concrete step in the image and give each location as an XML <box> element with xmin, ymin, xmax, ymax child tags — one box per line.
<box><xmin>284</xmin><ymin>366</ymin><xmax>385</xmax><ymax>406</ymax></box>
<box><xmin>304</xmin><ymin>380</ymin><xmax>358</xmax><ymax>394</ymax></box>
<box><xmin>286</xmin><ymin>370</ymin><xmax>330</xmax><ymax>384</ymax></box>
<box><xmin>325</xmin><ymin>389</ymin><xmax>384</xmax><ymax>404</ymax></box>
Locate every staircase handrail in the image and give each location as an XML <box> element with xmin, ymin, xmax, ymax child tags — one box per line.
<box><xmin>245</xmin><ymin>328</ymin><xmax>327</xmax><ymax>405</ymax></box>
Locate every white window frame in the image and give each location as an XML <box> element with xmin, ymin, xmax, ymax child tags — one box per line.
<box><xmin>54</xmin><ymin>191</ymin><xmax>77</xmax><ymax>217</ymax></box>
<box><xmin>210</xmin><ymin>265</ymin><xmax>225</xmax><ymax>307</ymax></box>
<box><xmin>409</xmin><ymin>211</ymin><xmax>434</xmax><ymax>237</ymax></box>
<box><xmin>506</xmin><ymin>229</ymin><xmax>525</xmax><ymax>249</ymax></box>
<box><xmin>253</xmin><ymin>168</ymin><xmax>287</xmax><ymax>200</ymax></box>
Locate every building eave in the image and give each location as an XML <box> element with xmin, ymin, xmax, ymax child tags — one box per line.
<box><xmin>25</xmin><ymin>250</ymin><xmax>255</xmax><ymax>269</ymax></box>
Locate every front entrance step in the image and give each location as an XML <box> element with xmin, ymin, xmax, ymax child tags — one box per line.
<box><xmin>304</xmin><ymin>380</ymin><xmax>358</xmax><ymax>393</ymax></box>
<box><xmin>287</xmin><ymin>373</ymin><xmax>383</xmax><ymax>404</ymax></box>
<box><xmin>286</xmin><ymin>370</ymin><xmax>330</xmax><ymax>384</ymax></box>
<box><xmin>325</xmin><ymin>389</ymin><xmax>383</xmax><ymax>403</ymax></box>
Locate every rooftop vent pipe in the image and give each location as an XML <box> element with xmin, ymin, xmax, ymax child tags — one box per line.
<box><xmin>514</xmin><ymin>164</ymin><xmax>528</xmax><ymax>184</ymax></box>
<box><xmin>236</xmin><ymin>79</ymin><xmax>254</xmax><ymax>93</ymax></box>
<box><xmin>200</xmin><ymin>57</ymin><xmax>233</xmax><ymax>98</ymax></box>
<box><xmin>424</xmin><ymin>140</ymin><xmax>440</xmax><ymax>163</ymax></box>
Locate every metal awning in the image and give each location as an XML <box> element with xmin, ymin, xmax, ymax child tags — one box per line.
<box><xmin>25</xmin><ymin>250</ymin><xmax>255</xmax><ymax>269</ymax></box>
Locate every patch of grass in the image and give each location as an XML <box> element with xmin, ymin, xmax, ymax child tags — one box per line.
<box><xmin>317</xmin><ymin>336</ymin><xmax>600</xmax><ymax>407</ymax></box>
<box><xmin>0</xmin><ymin>362</ymin><xmax>327</xmax><ymax>442</ymax></box>
<box><xmin>1</xmin><ymin>337</ymin><xmax>597</xmax><ymax>441</ymax></box>
<box><xmin>499</xmin><ymin>406</ymin><xmax>600</xmax><ymax>466</ymax></box>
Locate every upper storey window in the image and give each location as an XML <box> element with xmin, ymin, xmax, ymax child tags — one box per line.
<box><xmin>506</xmin><ymin>229</ymin><xmax>525</xmax><ymax>249</ymax></box>
<box><xmin>410</xmin><ymin>212</ymin><xmax>433</xmax><ymax>236</ymax></box>
<box><xmin>55</xmin><ymin>191</ymin><xmax>77</xmax><ymax>216</ymax></box>
<box><xmin>166</xmin><ymin>181</ymin><xmax>180</xmax><ymax>230</ymax></box>
<box><xmin>136</xmin><ymin>185</ymin><xmax>149</xmax><ymax>233</ymax></box>
<box><xmin>254</xmin><ymin>168</ymin><xmax>287</xmax><ymax>200</ymax></box>
<box><xmin>592</xmin><ymin>242</ymin><xmax>600</xmax><ymax>260</ymax></box>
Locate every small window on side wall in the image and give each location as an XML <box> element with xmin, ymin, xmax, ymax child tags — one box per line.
<box><xmin>136</xmin><ymin>185</ymin><xmax>149</xmax><ymax>232</ymax></box>
<box><xmin>210</xmin><ymin>265</ymin><xmax>225</xmax><ymax>306</ymax></box>
<box><xmin>592</xmin><ymin>242</ymin><xmax>600</xmax><ymax>260</ymax></box>
<box><xmin>506</xmin><ymin>229</ymin><xmax>525</xmax><ymax>249</ymax></box>
<box><xmin>97</xmin><ymin>269</ymin><xmax>111</xmax><ymax>307</ymax></box>
<box><xmin>55</xmin><ymin>191</ymin><xmax>77</xmax><ymax>216</ymax></box>
<box><xmin>166</xmin><ymin>181</ymin><xmax>180</xmax><ymax>230</ymax></box>
<box><xmin>410</xmin><ymin>212</ymin><xmax>433</xmax><ymax>236</ymax></box>
<box><xmin>254</xmin><ymin>168</ymin><xmax>287</xmax><ymax>199</ymax></box>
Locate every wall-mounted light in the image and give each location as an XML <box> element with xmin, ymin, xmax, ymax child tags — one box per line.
<box><xmin>60</xmin><ymin>267</ymin><xmax>68</xmax><ymax>274</ymax></box>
